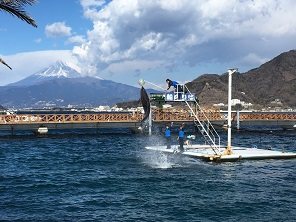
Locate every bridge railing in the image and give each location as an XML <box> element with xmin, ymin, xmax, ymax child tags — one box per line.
<box><xmin>152</xmin><ymin>109</ymin><xmax>223</xmax><ymax>122</ymax></box>
<box><xmin>0</xmin><ymin>112</ymin><xmax>143</xmax><ymax>124</ymax></box>
<box><xmin>1</xmin><ymin>111</ymin><xmax>296</xmax><ymax>125</ymax></box>
<box><xmin>238</xmin><ymin>112</ymin><xmax>296</xmax><ymax>120</ymax></box>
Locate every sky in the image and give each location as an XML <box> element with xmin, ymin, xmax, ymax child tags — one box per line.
<box><xmin>1</xmin><ymin>0</ymin><xmax>296</xmax><ymax>88</ymax></box>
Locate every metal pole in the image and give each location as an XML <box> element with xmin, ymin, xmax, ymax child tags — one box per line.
<box><xmin>226</xmin><ymin>69</ymin><xmax>237</xmax><ymax>154</ymax></box>
<box><xmin>148</xmin><ymin>108</ymin><xmax>152</xmax><ymax>136</ymax></box>
<box><xmin>227</xmin><ymin>71</ymin><xmax>232</xmax><ymax>151</ymax></box>
<box><xmin>236</xmin><ymin>109</ymin><xmax>240</xmax><ymax>130</ymax></box>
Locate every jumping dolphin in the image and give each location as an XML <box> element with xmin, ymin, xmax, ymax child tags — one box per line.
<box><xmin>140</xmin><ymin>86</ymin><xmax>150</xmax><ymax>122</ymax></box>
<box><xmin>0</xmin><ymin>58</ymin><xmax>12</xmax><ymax>70</ymax></box>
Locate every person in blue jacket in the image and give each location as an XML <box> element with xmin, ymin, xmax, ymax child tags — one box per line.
<box><xmin>178</xmin><ymin>125</ymin><xmax>185</xmax><ymax>152</ymax></box>
<box><xmin>164</xmin><ymin>125</ymin><xmax>171</xmax><ymax>149</ymax></box>
<box><xmin>166</xmin><ymin>79</ymin><xmax>179</xmax><ymax>90</ymax></box>
<box><xmin>166</xmin><ymin>79</ymin><xmax>183</xmax><ymax>99</ymax></box>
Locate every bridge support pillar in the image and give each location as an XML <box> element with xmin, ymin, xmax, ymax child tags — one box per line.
<box><xmin>236</xmin><ymin>110</ymin><xmax>240</xmax><ymax>130</ymax></box>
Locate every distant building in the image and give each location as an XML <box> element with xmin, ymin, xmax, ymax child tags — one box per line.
<box><xmin>214</xmin><ymin>99</ymin><xmax>252</xmax><ymax>109</ymax></box>
<box><xmin>94</xmin><ymin>106</ymin><xmax>111</xmax><ymax>111</ymax></box>
<box><xmin>231</xmin><ymin>99</ymin><xmax>241</xmax><ymax>106</ymax></box>
<box><xmin>111</xmin><ymin>106</ymin><xmax>123</xmax><ymax>112</ymax></box>
<box><xmin>270</xmin><ymin>99</ymin><xmax>283</xmax><ymax>106</ymax></box>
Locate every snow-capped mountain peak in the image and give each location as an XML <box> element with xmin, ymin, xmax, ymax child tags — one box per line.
<box><xmin>8</xmin><ymin>61</ymin><xmax>104</xmax><ymax>87</ymax></box>
<box><xmin>8</xmin><ymin>61</ymin><xmax>83</xmax><ymax>86</ymax></box>
<box><xmin>37</xmin><ymin>60</ymin><xmax>81</xmax><ymax>78</ymax></box>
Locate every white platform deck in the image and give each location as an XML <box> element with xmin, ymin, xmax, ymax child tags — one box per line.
<box><xmin>145</xmin><ymin>144</ymin><xmax>296</xmax><ymax>162</ymax></box>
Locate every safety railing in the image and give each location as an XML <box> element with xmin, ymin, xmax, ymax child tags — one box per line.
<box><xmin>183</xmin><ymin>84</ymin><xmax>221</xmax><ymax>155</ymax></box>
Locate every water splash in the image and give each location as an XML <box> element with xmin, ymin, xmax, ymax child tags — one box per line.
<box><xmin>142</xmin><ymin>151</ymin><xmax>173</xmax><ymax>169</ymax></box>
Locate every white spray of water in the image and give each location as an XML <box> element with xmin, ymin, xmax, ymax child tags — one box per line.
<box><xmin>150</xmin><ymin>152</ymin><xmax>172</xmax><ymax>169</ymax></box>
<box><xmin>140</xmin><ymin>135</ymin><xmax>173</xmax><ymax>169</ymax></box>
<box><xmin>140</xmin><ymin>135</ymin><xmax>196</xmax><ymax>169</ymax></box>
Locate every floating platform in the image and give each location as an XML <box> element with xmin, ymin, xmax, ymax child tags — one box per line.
<box><xmin>145</xmin><ymin>144</ymin><xmax>296</xmax><ymax>162</ymax></box>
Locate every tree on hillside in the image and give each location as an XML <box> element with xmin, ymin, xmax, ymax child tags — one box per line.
<box><xmin>0</xmin><ymin>0</ymin><xmax>37</xmax><ymax>69</ymax></box>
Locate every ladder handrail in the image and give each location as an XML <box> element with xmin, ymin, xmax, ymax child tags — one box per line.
<box><xmin>183</xmin><ymin>84</ymin><xmax>220</xmax><ymax>142</ymax></box>
<box><xmin>181</xmin><ymin>84</ymin><xmax>221</xmax><ymax>155</ymax></box>
<box><xmin>185</xmin><ymin>100</ymin><xmax>221</xmax><ymax>155</ymax></box>
<box><xmin>192</xmin><ymin>117</ymin><xmax>216</xmax><ymax>144</ymax></box>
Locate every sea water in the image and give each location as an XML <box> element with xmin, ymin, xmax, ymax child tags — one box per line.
<box><xmin>0</xmin><ymin>129</ymin><xmax>295</xmax><ymax>221</ymax></box>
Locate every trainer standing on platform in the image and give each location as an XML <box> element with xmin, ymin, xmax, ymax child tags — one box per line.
<box><xmin>178</xmin><ymin>125</ymin><xmax>185</xmax><ymax>152</ymax></box>
<box><xmin>164</xmin><ymin>125</ymin><xmax>171</xmax><ymax>149</ymax></box>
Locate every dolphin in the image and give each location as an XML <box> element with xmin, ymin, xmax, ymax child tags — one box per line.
<box><xmin>140</xmin><ymin>86</ymin><xmax>150</xmax><ymax>122</ymax></box>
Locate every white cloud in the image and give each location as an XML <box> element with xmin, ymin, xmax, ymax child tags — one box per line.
<box><xmin>0</xmin><ymin>50</ymin><xmax>77</xmax><ymax>86</ymax></box>
<box><xmin>67</xmin><ymin>35</ymin><xmax>86</xmax><ymax>44</ymax></box>
<box><xmin>45</xmin><ymin>22</ymin><xmax>72</xmax><ymax>38</ymax></box>
<box><xmin>80</xmin><ymin>0</ymin><xmax>107</xmax><ymax>20</ymax></box>
<box><xmin>80</xmin><ymin>0</ymin><xmax>105</xmax><ymax>8</ymax></box>
<box><xmin>74</xmin><ymin>0</ymin><xmax>296</xmax><ymax>82</ymax></box>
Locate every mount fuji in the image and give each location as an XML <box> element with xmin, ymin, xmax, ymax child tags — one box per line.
<box><xmin>0</xmin><ymin>61</ymin><xmax>143</xmax><ymax>108</ymax></box>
